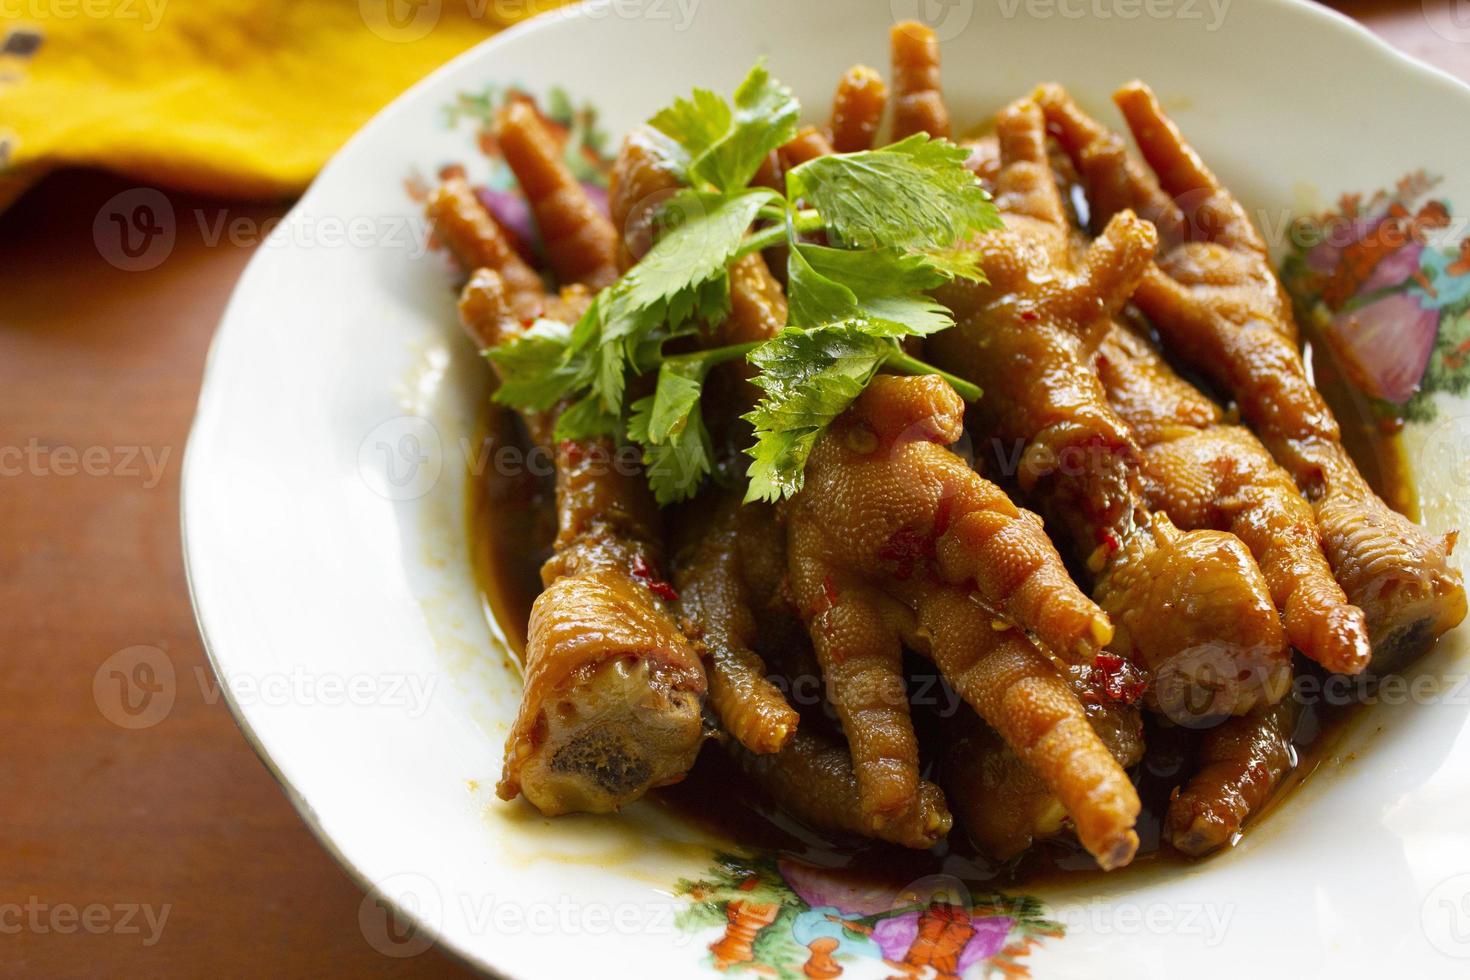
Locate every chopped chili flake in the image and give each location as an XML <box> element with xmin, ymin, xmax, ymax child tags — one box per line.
<box><xmin>559</xmin><ymin>440</ymin><xmax>586</xmax><ymax>466</ymax></box>
<box><xmin>801</xmin><ymin>575</ymin><xmax>842</xmax><ymax>624</ymax></box>
<box><xmin>1094</xmin><ymin>652</ymin><xmax>1147</xmax><ymax>704</ymax></box>
<box><xmin>631</xmin><ymin>553</ymin><xmax>679</xmax><ymax>603</ymax></box>
<box><xmin>821</xmin><ymin>575</ymin><xmax>840</xmax><ymax>610</ymax></box>
<box><xmin>1019</xmin><ymin>309</ymin><xmax>1039</xmax><ymax>322</ymax></box>
<box><xmin>1097</xmin><ymin>527</ymin><xmax>1121</xmax><ymax>555</ymax></box>
<box><xmin>877</xmin><ymin>526</ymin><xmax>930</xmax><ymax>581</ymax></box>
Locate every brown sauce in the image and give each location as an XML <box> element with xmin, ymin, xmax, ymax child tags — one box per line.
<box><xmin>467</xmin><ymin>372</ymin><xmax>1420</xmax><ymax>891</ymax></box>
<box><xmin>467</xmin><ymin>404</ymin><xmax>556</xmax><ymax>667</ymax></box>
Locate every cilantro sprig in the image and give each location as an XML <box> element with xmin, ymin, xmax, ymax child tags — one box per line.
<box><xmin>650</xmin><ymin>60</ymin><xmax>801</xmax><ymax>192</ymax></box>
<box><xmin>485</xmin><ymin>60</ymin><xmax>997</xmax><ymax>505</ymax></box>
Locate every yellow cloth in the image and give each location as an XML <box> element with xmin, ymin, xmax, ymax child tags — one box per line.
<box><xmin>0</xmin><ymin>0</ymin><xmax>568</xmax><ymax>209</ymax></box>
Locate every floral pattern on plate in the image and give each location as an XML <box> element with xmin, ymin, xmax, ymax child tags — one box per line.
<box><xmin>676</xmin><ymin>853</ymin><xmax>1060</xmax><ymax>979</ymax></box>
<box><xmin>1281</xmin><ymin>172</ymin><xmax>1470</xmax><ymax>422</ymax></box>
<box><xmin>407</xmin><ymin>84</ymin><xmax>614</xmax><ymax>265</ymax></box>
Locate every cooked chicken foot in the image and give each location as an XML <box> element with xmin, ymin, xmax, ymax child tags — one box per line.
<box><xmin>1166</xmin><ymin>700</ymin><xmax>1297</xmax><ymax>856</ymax></box>
<box><xmin>939</xmin><ymin>666</ymin><xmax>1144</xmax><ymax>862</ymax></box>
<box><xmin>733</xmin><ymin>730</ymin><xmax>952</xmax><ymax>849</ymax></box>
<box><xmin>427</xmin><ymin>176</ymin><xmax>548</xmax><ymax>323</ymax></box>
<box><xmin>929</xmin><ymin>98</ymin><xmax>1291</xmax><ymax>716</ymax></box>
<box><xmin>496</xmin><ymin>99</ymin><xmax>620</xmax><ymax>289</ymax></box>
<box><xmin>1098</xmin><ymin>323</ymin><xmax>1372</xmax><ymax>675</ymax></box>
<box><xmin>1039</xmin><ymin>81</ymin><xmax>1466</xmax><ymax>672</ymax></box>
<box><xmin>458</xmin><ymin>270</ymin><xmax>706</xmax><ymax>814</ymax></box>
<box><xmin>890</xmin><ymin>21</ymin><xmax>949</xmax><ymax>140</ymax></box>
<box><xmin>829</xmin><ymin>64</ymin><xmax>888</xmax><ymax>153</ymax></box>
<box><xmin>605</xmin><ymin>123</ymin><xmax>801</xmax><ymax>754</ymax></box>
<box><xmin>429</xmin><ymin>141</ymin><xmax>706</xmax><ymax>814</ymax></box>
<box><xmin>673</xmin><ymin>492</ymin><xmax>799</xmax><ymax>755</ymax></box>
<box><xmin>792</xmin><ymin>375</ymin><xmax>1112</xmax><ymax>665</ymax></box>
<box><xmin>787</xmin><ymin>375</ymin><xmax>1142</xmax><ymax>867</ymax></box>
<box><xmin>917</xmin><ymin>588</ymin><xmax>1143</xmax><ymax>869</ymax></box>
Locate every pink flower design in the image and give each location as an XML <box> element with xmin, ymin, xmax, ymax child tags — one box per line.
<box><xmin>1326</xmin><ymin>291</ymin><xmax>1439</xmax><ymax>403</ymax></box>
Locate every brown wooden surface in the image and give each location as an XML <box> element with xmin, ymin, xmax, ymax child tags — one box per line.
<box><xmin>0</xmin><ymin>174</ymin><xmax>478</xmax><ymax>977</ymax></box>
<box><xmin>0</xmin><ymin>4</ymin><xmax>1464</xmax><ymax>976</ymax></box>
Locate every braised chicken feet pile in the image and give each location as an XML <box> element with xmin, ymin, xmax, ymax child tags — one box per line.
<box><xmin>422</xmin><ymin>22</ymin><xmax>1464</xmax><ymax>877</ymax></box>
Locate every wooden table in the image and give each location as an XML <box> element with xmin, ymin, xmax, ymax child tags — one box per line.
<box><xmin>0</xmin><ymin>3</ymin><xmax>1463</xmax><ymax>975</ymax></box>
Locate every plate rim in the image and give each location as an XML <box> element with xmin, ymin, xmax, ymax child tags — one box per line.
<box><xmin>179</xmin><ymin>1</ymin><xmax>1470</xmax><ymax>975</ymax></box>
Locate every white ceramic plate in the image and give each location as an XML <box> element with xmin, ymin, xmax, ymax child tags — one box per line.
<box><xmin>183</xmin><ymin>1</ymin><xmax>1470</xmax><ymax>975</ymax></box>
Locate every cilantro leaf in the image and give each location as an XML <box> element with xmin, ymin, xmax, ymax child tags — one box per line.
<box><xmin>649</xmin><ymin>362</ymin><xmax>704</xmax><ymax>443</ymax></box>
<box><xmin>913</xmin><ymin>247</ymin><xmax>985</xmax><ymax>281</ymax></box>
<box><xmin>486</xmin><ymin>59</ymin><xmax>998</xmax><ymax>509</ymax></box>
<box><xmin>578</xmin><ymin>188</ymin><xmax>775</xmax><ymax>415</ymax></box>
<box><xmin>651</xmin><ymin>61</ymin><xmax>799</xmax><ymax>193</ymax></box>
<box><xmin>626</xmin><ymin>356</ymin><xmax>721</xmax><ymax>505</ymax></box>
<box><xmin>484</xmin><ymin>318</ymin><xmax>586</xmax><ymax>411</ymax></box>
<box><xmin>800</xmin><ymin>242</ymin><xmax>948</xmax><ymax>296</ymax></box>
<box><xmin>785</xmin><ymin>243</ymin><xmax>861</xmax><ymax>328</ymax></box>
<box><xmin>743</xmin><ymin>324</ymin><xmax>894</xmax><ymax>502</ymax></box>
<box><xmin>587</xmin><ymin>294</ymin><xmax>660</xmax><ymax>413</ymax></box>
<box><xmin>858</xmin><ymin>294</ymin><xmax>955</xmax><ymax>337</ymax></box>
<box><xmin>695</xmin><ymin>62</ymin><xmax>800</xmax><ymax>192</ymax></box>
<box><xmin>648</xmin><ymin>87</ymin><xmax>730</xmax><ymax>161</ymax></box>
<box><xmin>622</xmin><ymin>189</ymin><xmax>774</xmax><ymax>317</ymax></box>
<box><xmin>785</xmin><ymin>135</ymin><xmax>999</xmax><ymax>256</ymax></box>
<box><xmin>555</xmin><ymin>292</ymin><xmax>633</xmax><ymax>415</ymax></box>
<box><xmin>553</xmin><ymin>393</ymin><xmax>621</xmax><ymax>443</ymax></box>
<box><xmin>795</xmin><ymin>244</ymin><xmax>955</xmax><ymax>336</ymax></box>
<box><xmin>628</xmin><ymin>393</ymin><xmax>714</xmax><ymax>506</ymax></box>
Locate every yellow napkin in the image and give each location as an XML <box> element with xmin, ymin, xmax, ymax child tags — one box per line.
<box><xmin>0</xmin><ymin>0</ymin><xmax>568</xmax><ymax>209</ymax></box>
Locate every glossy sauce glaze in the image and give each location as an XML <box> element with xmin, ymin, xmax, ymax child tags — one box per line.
<box><xmin>468</xmin><ymin>347</ymin><xmax>1420</xmax><ymax>888</ymax></box>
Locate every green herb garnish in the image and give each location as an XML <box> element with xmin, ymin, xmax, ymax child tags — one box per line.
<box><xmin>486</xmin><ymin>60</ymin><xmax>996</xmax><ymax>504</ymax></box>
